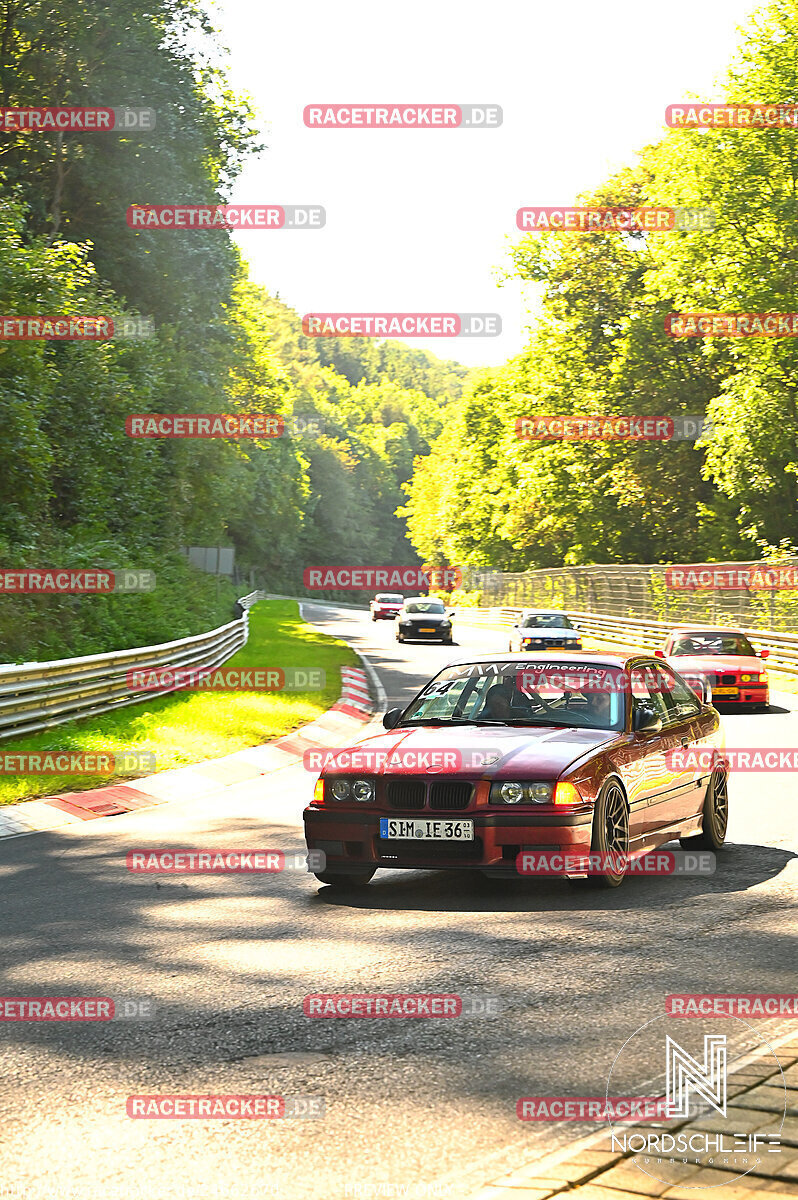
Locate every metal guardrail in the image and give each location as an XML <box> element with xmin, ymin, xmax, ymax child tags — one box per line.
<box><xmin>453</xmin><ymin>606</ymin><xmax>798</xmax><ymax>677</ymax></box>
<box><xmin>0</xmin><ymin>590</ymin><xmax>265</xmax><ymax>740</ymax></box>
<box><xmin>457</xmin><ymin>561</ymin><xmax>798</xmax><ymax>632</ymax></box>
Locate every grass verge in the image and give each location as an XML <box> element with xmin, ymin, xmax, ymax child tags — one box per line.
<box><xmin>0</xmin><ymin>599</ymin><xmax>359</xmax><ymax>806</ymax></box>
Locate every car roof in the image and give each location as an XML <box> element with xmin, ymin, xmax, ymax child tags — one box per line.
<box><xmin>521</xmin><ymin>608</ymin><xmax>567</xmax><ymax>615</ymax></box>
<box><xmin>668</xmin><ymin>625</ymin><xmax>746</xmax><ymax>635</ymax></box>
<box><xmin>442</xmin><ymin>652</ymin><xmax>649</xmax><ymax>668</ymax></box>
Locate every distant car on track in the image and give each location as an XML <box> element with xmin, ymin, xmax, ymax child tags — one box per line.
<box><xmin>304</xmin><ymin>651</ymin><xmax>727</xmax><ymax>890</ymax></box>
<box><xmin>395</xmin><ymin>597</ymin><xmax>454</xmax><ymax>645</ymax></box>
<box><xmin>656</xmin><ymin>625</ymin><xmax>769</xmax><ymax>709</ymax></box>
<box><xmin>508</xmin><ymin>609</ymin><xmax>582</xmax><ymax>653</ymax></box>
<box><xmin>370</xmin><ymin>593</ymin><xmax>404</xmax><ymax>621</ymax></box>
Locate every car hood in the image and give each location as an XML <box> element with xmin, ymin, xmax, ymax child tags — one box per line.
<box><xmin>331</xmin><ymin>723</ymin><xmax>618</xmax><ymax>777</ymax></box>
<box><xmin>667</xmin><ymin>654</ymin><xmax>763</xmax><ymax>674</ymax></box>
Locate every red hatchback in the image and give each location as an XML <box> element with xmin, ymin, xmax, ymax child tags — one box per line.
<box><xmin>370</xmin><ymin>593</ymin><xmax>404</xmax><ymax>621</ymax></box>
<box><xmin>657</xmin><ymin>626</ymin><xmax>770</xmax><ymax>708</ymax></box>
<box><xmin>303</xmin><ymin>653</ymin><xmax>727</xmax><ymax>890</ymax></box>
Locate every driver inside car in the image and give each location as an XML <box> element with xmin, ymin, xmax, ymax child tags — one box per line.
<box><xmin>577</xmin><ymin>688</ymin><xmax>614</xmax><ymax>727</ymax></box>
<box><xmin>481</xmin><ymin>681</ymin><xmax>514</xmax><ymax>720</ymax></box>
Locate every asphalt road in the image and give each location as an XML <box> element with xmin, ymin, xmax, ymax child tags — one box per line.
<box><xmin>1</xmin><ymin>602</ymin><xmax>796</xmax><ymax>1200</ymax></box>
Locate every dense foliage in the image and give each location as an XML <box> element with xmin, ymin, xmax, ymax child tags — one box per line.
<box><xmin>0</xmin><ymin>0</ymin><xmax>466</xmax><ymax>659</ymax></box>
<box><xmin>402</xmin><ymin>0</ymin><xmax>798</xmax><ymax>570</ymax></box>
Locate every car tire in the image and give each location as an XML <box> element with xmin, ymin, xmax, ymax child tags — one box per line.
<box><xmin>371</xmin><ymin>613</ymin><xmax>377</xmax><ymax>622</ymax></box>
<box><xmin>314</xmin><ymin>868</ymin><xmax>376</xmax><ymax>887</ymax></box>
<box><xmin>584</xmin><ymin>778</ymin><xmax>629</xmax><ymax>888</ymax></box>
<box><xmin>680</xmin><ymin>768</ymin><xmax>728</xmax><ymax>851</ymax></box>
<box><xmin>396</xmin><ymin>632</ymin><xmax>404</xmax><ymax>643</ymax></box>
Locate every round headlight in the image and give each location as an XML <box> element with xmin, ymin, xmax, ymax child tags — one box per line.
<box><xmin>529</xmin><ymin>783</ymin><xmax>553</xmax><ymax>804</ymax></box>
<box><xmin>331</xmin><ymin>780</ymin><xmax>351</xmax><ymax>801</ymax></box>
<box><xmin>500</xmin><ymin>781</ymin><xmax>524</xmax><ymax>804</ymax></box>
<box><xmin>352</xmin><ymin>779</ymin><xmax>374</xmax><ymax>802</ymax></box>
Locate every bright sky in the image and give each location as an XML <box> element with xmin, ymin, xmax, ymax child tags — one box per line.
<box><xmin>214</xmin><ymin>0</ymin><xmax>758</xmax><ymax>368</ymax></box>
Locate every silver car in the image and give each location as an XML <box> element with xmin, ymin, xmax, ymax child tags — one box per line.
<box><xmin>508</xmin><ymin>609</ymin><xmax>582</xmax><ymax>653</ymax></box>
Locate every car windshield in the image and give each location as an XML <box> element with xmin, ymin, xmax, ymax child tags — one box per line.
<box><xmin>405</xmin><ymin>601</ymin><xmax>445</xmax><ymax>614</ymax></box>
<box><xmin>522</xmin><ymin>613</ymin><xmax>573</xmax><ymax>629</ymax></box>
<box><xmin>671</xmin><ymin>632</ymin><xmax>756</xmax><ymax>656</ymax></box>
<box><xmin>375</xmin><ymin>594</ymin><xmax>403</xmax><ymax>602</ymax></box>
<box><xmin>400</xmin><ymin>660</ymin><xmax>625</xmax><ymax>731</ymax></box>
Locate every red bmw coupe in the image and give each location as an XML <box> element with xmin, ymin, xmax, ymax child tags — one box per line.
<box><xmin>303</xmin><ymin>652</ymin><xmax>727</xmax><ymax>890</ymax></box>
<box><xmin>656</xmin><ymin>625</ymin><xmax>770</xmax><ymax>708</ymax></box>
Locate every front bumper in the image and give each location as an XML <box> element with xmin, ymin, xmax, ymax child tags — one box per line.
<box><xmin>712</xmin><ymin>685</ymin><xmax>769</xmax><ymax>705</ymax></box>
<box><xmin>519</xmin><ymin>640</ymin><xmax>582</xmax><ymax>651</ymax></box>
<box><xmin>304</xmin><ymin>806</ymin><xmax>593</xmax><ymax>871</ymax></box>
<box><xmin>398</xmin><ymin>625</ymin><xmax>451</xmax><ymax>640</ymax></box>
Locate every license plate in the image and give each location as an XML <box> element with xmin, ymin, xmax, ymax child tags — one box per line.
<box><xmin>712</xmin><ymin>686</ymin><xmax>737</xmax><ymax>695</ymax></box>
<box><xmin>379</xmin><ymin>818</ymin><xmax>474</xmax><ymax>841</ymax></box>
<box><xmin>419</xmin><ymin>627</ymin><xmax>436</xmax><ymax>633</ymax></box>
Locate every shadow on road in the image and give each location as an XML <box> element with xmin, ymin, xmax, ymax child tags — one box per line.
<box><xmin>312</xmin><ymin>842</ymin><xmax>796</xmax><ymax>914</ymax></box>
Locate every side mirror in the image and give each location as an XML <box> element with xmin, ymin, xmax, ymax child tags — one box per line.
<box><xmin>760</xmin><ymin>649</ymin><xmax>770</xmax><ymax>660</ymax></box>
<box><xmin>633</xmin><ymin>703</ymin><xmax>662</xmax><ymax>734</ymax></box>
<box><xmin>382</xmin><ymin>708</ymin><xmax>403</xmax><ymax>730</ymax></box>
<box><xmin>654</xmin><ymin>649</ymin><xmax>665</xmax><ymax>659</ymax></box>
<box><xmin>448</xmin><ymin>610</ymin><xmax>455</xmax><ymax>619</ymax></box>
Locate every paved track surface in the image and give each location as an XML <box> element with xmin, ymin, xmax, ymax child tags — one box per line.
<box><xmin>1</xmin><ymin>602</ymin><xmax>796</xmax><ymax>1200</ymax></box>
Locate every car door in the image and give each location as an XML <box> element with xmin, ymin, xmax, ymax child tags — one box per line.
<box><xmin>627</xmin><ymin>663</ymin><xmax>696</xmax><ymax>836</ymax></box>
<box><xmin>652</xmin><ymin>662</ymin><xmax>710</xmax><ymax>824</ymax></box>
